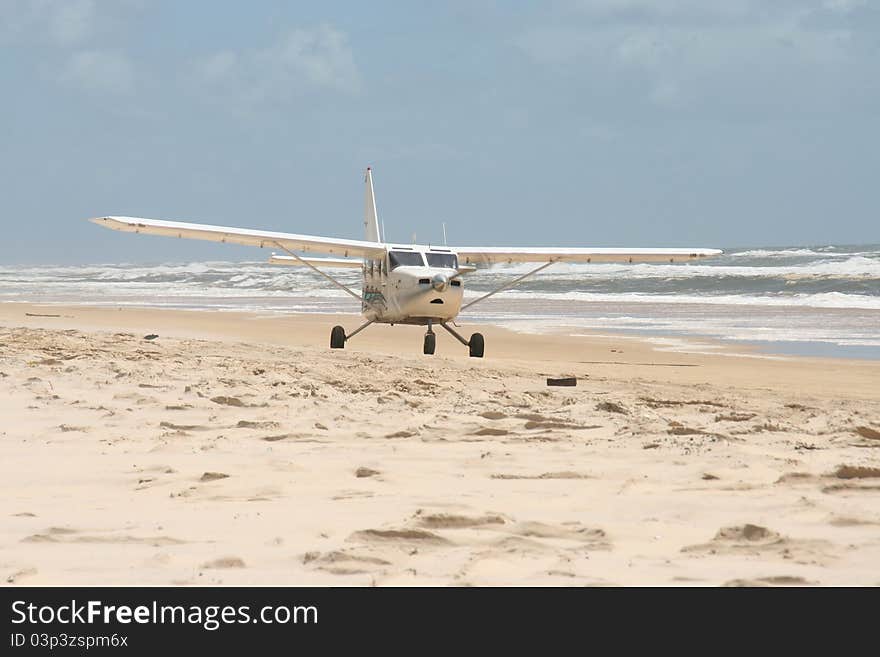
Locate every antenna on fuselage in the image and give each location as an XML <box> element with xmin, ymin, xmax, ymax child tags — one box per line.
<box><xmin>442</xmin><ymin>222</ymin><xmax>447</xmax><ymax>246</ymax></box>
<box><xmin>381</xmin><ymin>219</ymin><xmax>386</xmax><ymax>242</ymax></box>
<box><xmin>411</xmin><ymin>232</ymin><xmax>417</xmax><ymax>244</ymax></box>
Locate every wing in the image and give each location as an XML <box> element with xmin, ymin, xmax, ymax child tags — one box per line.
<box><xmin>90</xmin><ymin>216</ymin><xmax>386</xmax><ymax>259</ymax></box>
<box><xmin>268</xmin><ymin>255</ymin><xmax>363</xmax><ymax>268</ymax></box>
<box><xmin>453</xmin><ymin>246</ymin><xmax>723</xmax><ymax>265</ymax></box>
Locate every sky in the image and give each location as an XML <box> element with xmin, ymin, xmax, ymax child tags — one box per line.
<box><xmin>1</xmin><ymin>0</ymin><xmax>878</xmax><ymax>264</ymax></box>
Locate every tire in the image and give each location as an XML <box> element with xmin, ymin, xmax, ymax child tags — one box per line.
<box><xmin>423</xmin><ymin>332</ymin><xmax>436</xmax><ymax>355</ymax></box>
<box><xmin>469</xmin><ymin>332</ymin><xmax>484</xmax><ymax>358</ymax></box>
<box><xmin>330</xmin><ymin>325</ymin><xmax>346</xmax><ymax>349</ymax></box>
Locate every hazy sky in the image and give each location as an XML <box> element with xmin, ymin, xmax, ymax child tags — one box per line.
<box><xmin>1</xmin><ymin>0</ymin><xmax>878</xmax><ymax>264</ymax></box>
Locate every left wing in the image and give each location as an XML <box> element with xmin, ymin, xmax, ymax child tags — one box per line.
<box><xmin>268</xmin><ymin>255</ymin><xmax>363</xmax><ymax>268</ymax></box>
<box><xmin>90</xmin><ymin>216</ymin><xmax>386</xmax><ymax>260</ymax></box>
<box><xmin>454</xmin><ymin>246</ymin><xmax>722</xmax><ymax>265</ymax></box>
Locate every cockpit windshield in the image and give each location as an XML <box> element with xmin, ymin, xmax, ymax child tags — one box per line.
<box><xmin>388</xmin><ymin>251</ymin><xmax>425</xmax><ymax>269</ymax></box>
<box><xmin>425</xmin><ymin>252</ymin><xmax>458</xmax><ymax>269</ymax></box>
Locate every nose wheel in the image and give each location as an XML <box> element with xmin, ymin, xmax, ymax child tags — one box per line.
<box><xmin>423</xmin><ymin>331</ymin><xmax>436</xmax><ymax>355</ymax></box>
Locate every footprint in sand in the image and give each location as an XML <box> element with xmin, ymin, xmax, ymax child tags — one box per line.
<box><xmin>59</xmin><ymin>424</ymin><xmax>88</xmax><ymax>433</ymax></box>
<box><xmin>491</xmin><ymin>471</ymin><xmax>590</xmax><ymax>480</ymax></box>
<box><xmin>715</xmin><ymin>412</ymin><xmax>757</xmax><ymax>422</ymax></box>
<box><xmin>508</xmin><ymin>521</ymin><xmax>609</xmax><ymax>546</ymax></box>
<box><xmin>23</xmin><ymin>526</ymin><xmax>185</xmax><ymax>546</ymax></box>
<box><xmin>854</xmin><ymin>426</ymin><xmax>880</xmax><ymax>441</ymax></box>
<box><xmin>199</xmin><ymin>472</ymin><xmax>230</xmax><ymax>482</ymax></box>
<box><xmin>723</xmin><ymin>575</ymin><xmax>817</xmax><ymax>587</ymax></box>
<box><xmin>415</xmin><ymin>513</ymin><xmax>507</xmax><ymax>529</ymax></box>
<box><xmin>412</xmin><ymin>511</ymin><xmax>610</xmax><ymax>556</ymax></box>
<box><xmin>596</xmin><ymin>401</ymin><xmax>628</xmax><ymax>415</ymax></box>
<box><xmin>6</xmin><ymin>567</ymin><xmax>38</xmax><ymax>584</ymax></box>
<box><xmin>349</xmin><ymin>528</ymin><xmax>451</xmax><ymax>546</ymax></box>
<box><xmin>385</xmin><ymin>430</ymin><xmax>417</xmax><ymax>438</ymax></box>
<box><xmin>237</xmin><ymin>420</ymin><xmax>280</xmax><ymax>429</ymax></box>
<box><xmin>777</xmin><ymin>466</ymin><xmax>880</xmax><ymax>492</ymax></box>
<box><xmin>210</xmin><ymin>396</ymin><xmax>250</xmax><ymax>407</ymax></box>
<box><xmin>472</xmin><ymin>427</ymin><xmax>509</xmax><ymax>436</ymax></box>
<box><xmin>201</xmin><ymin>557</ymin><xmax>245</xmax><ymax>569</ymax></box>
<box><xmin>303</xmin><ymin>550</ymin><xmax>391</xmax><ymax>576</ymax></box>
<box><xmin>827</xmin><ymin>515</ymin><xmax>880</xmax><ymax>527</ymax></box>
<box><xmin>160</xmin><ymin>421</ymin><xmax>211</xmax><ymax>431</ymax></box>
<box><xmin>523</xmin><ymin>420</ymin><xmax>601</xmax><ymax>430</ymax></box>
<box><xmin>832</xmin><ymin>464</ymin><xmax>880</xmax><ymax>479</ymax></box>
<box><xmin>822</xmin><ymin>482</ymin><xmax>880</xmax><ymax>493</ymax></box>
<box><xmin>332</xmin><ymin>490</ymin><xmax>375</xmax><ymax>500</ymax></box>
<box><xmin>260</xmin><ymin>433</ymin><xmax>303</xmax><ymax>442</ymax></box>
<box><xmin>682</xmin><ymin>524</ymin><xmax>832</xmax><ymax>564</ymax></box>
<box><xmin>775</xmin><ymin>472</ymin><xmax>820</xmax><ymax>484</ymax></box>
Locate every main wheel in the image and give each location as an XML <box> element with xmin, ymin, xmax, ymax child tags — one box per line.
<box><xmin>330</xmin><ymin>325</ymin><xmax>346</xmax><ymax>349</ymax></box>
<box><xmin>423</xmin><ymin>332</ymin><xmax>436</xmax><ymax>355</ymax></box>
<box><xmin>469</xmin><ymin>332</ymin><xmax>484</xmax><ymax>358</ymax></box>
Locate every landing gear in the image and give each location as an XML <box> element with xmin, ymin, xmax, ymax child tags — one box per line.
<box><xmin>440</xmin><ymin>323</ymin><xmax>485</xmax><ymax>358</ymax></box>
<box><xmin>423</xmin><ymin>332</ymin><xmax>436</xmax><ymax>355</ymax></box>
<box><xmin>424</xmin><ymin>321</ymin><xmax>436</xmax><ymax>355</ymax></box>
<box><xmin>328</xmin><ymin>320</ymin><xmax>484</xmax><ymax>358</ymax></box>
<box><xmin>468</xmin><ymin>332</ymin><xmax>484</xmax><ymax>358</ymax></box>
<box><xmin>330</xmin><ymin>320</ymin><xmax>374</xmax><ymax>350</ymax></box>
<box><xmin>330</xmin><ymin>325</ymin><xmax>346</xmax><ymax>349</ymax></box>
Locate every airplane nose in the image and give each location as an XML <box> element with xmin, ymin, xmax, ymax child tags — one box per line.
<box><xmin>431</xmin><ymin>273</ymin><xmax>448</xmax><ymax>292</ymax></box>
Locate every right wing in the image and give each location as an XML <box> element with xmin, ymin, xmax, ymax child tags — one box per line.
<box><xmin>453</xmin><ymin>246</ymin><xmax>723</xmax><ymax>265</ymax></box>
<box><xmin>90</xmin><ymin>216</ymin><xmax>386</xmax><ymax>260</ymax></box>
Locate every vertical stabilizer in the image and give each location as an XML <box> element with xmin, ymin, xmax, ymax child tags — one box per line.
<box><xmin>363</xmin><ymin>167</ymin><xmax>381</xmax><ymax>242</ymax></box>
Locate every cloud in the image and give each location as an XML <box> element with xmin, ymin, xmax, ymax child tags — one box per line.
<box><xmin>571</xmin><ymin>0</ymin><xmax>756</xmax><ymax>21</ymax></box>
<box><xmin>47</xmin><ymin>0</ymin><xmax>97</xmax><ymax>46</ymax></box>
<box><xmin>191</xmin><ymin>25</ymin><xmax>361</xmax><ymax>107</ymax></box>
<box><xmin>60</xmin><ymin>50</ymin><xmax>135</xmax><ymax>94</ymax></box>
<box><xmin>0</xmin><ymin>0</ymin><xmax>97</xmax><ymax>46</ymax></box>
<box><xmin>823</xmin><ymin>0</ymin><xmax>867</xmax><ymax>13</ymax></box>
<box><xmin>515</xmin><ymin>2</ymin><xmax>873</xmax><ymax>115</ymax></box>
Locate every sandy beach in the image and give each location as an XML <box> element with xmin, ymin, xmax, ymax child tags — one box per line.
<box><xmin>1</xmin><ymin>302</ymin><xmax>879</xmax><ymax>586</ymax></box>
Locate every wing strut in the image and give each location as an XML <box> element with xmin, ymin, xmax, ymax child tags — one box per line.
<box><xmin>460</xmin><ymin>260</ymin><xmax>557</xmax><ymax>312</ymax></box>
<box><xmin>272</xmin><ymin>241</ymin><xmax>363</xmax><ymax>303</ymax></box>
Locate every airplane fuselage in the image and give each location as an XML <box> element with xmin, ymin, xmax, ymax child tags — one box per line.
<box><xmin>362</xmin><ymin>246</ymin><xmax>464</xmax><ymax>325</ymax></box>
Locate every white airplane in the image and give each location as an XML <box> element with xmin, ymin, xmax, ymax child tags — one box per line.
<box><xmin>90</xmin><ymin>167</ymin><xmax>721</xmax><ymax>357</ymax></box>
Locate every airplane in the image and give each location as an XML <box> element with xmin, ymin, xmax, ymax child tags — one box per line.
<box><xmin>90</xmin><ymin>167</ymin><xmax>722</xmax><ymax>358</ymax></box>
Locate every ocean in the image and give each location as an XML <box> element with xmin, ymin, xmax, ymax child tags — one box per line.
<box><xmin>2</xmin><ymin>244</ymin><xmax>879</xmax><ymax>359</ymax></box>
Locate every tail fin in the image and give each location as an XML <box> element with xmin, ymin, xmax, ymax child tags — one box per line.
<box><xmin>363</xmin><ymin>166</ymin><xmax>381</xmax><ymax>242</ymax></box>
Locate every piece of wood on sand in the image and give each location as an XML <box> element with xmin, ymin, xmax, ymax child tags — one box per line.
<box><xmin>547</xmin><ymin>377</ymin><xmax>577</xmax><ymax>387</ymax></box>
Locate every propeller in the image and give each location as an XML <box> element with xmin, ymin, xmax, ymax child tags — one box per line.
<box><xmin>410</xmin><ymin>266</ymin><xmax>477</xmax><ymax>300</ymax></box>
<box><xmin>429</xmin><ymin>266</ymin><xmax>476</xmax><ymax>292</ymax></box>
<box><xmin>431</xmin><ymin>273</ymin><xmax>450</xmax><ymax>292</ymax></box>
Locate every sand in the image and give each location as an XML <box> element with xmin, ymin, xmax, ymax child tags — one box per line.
<box><xmin>1</xmin><ymin>302</ymin><xmax>879</xmax><ymax>586</ymax></box>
